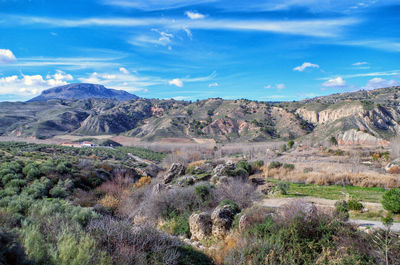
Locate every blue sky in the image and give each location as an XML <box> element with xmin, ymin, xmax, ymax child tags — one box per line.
<box><xmin>0</xmin><ymin>0</ymin><xmax>400</xmax><ymax>101</ymax></box>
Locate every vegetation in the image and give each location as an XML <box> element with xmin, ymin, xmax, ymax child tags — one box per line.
<box><xmin>382</xmin><ymin>188</ymin><xmax>400</xmax><ymax>213</ymax></box>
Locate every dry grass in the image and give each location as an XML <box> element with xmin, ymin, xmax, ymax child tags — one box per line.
<box><xmin>263</xmin><ymin>166</ymin><xmax>400</xmax><ymax>188</ymax></box>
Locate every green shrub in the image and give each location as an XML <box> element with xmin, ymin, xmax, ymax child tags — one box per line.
<box><xmin>269</xmin><ymin>161</ymin><xmax>282</xmax><ymax>169</ymax></box>
<box><xmin>282</xmin><ymin>163</ymin><xmax>295</xmax><ymax>170</ymax></box>
<box><xmin>382</xmin><ymin>188</ymin><xmax>400</xmax><ymax>213</ymax></box>
<box><xmin>281</xmin><ymin>144</ymin><xmax>287</xmax><ymax>152</ymax></box>
<box><xmin>287</xmin><ymin>140</ymin><xmax>294</xmax><ymax>149</ymax></box>
<box><xmin>347</xmin><ymin>199</ymin><xmax>364</xmax><ymax>211</ymax></box>
<box><xmin>162</xmin><ymin>211</ymin><xmax>191</xmax><ymax>238</ymax></box>
<box><xmin>251</xmin><ymin>160</ymin><xmax>264</xmax><ymax>169</ymax></box>
<box><xmin>218</xmin><ymin>199</ymin><xmax>240</xmax><ymax>213</ymax></box>
<box><xmin>23</xmin><ymin>225</ymin><xmax>51</xmax><ymax>264</ymax></box>
<box><xmin>329</xmin><ymin>136</ymin><xmax>338</xmax><ymax>146</ymax></box>
<box><xmin>194</xmin><ymin>185</ymin><xmax>212</xmax><ymax>205</ymax></box>
<box><xmin>23</xmin><ymin>162</ymin><xmax>41</xmax><ymax>180</ymax></box>
<box><xmin>276</xmin><ymin>181</ymin><xmax>289</xmax><ymax>195</ymax></box>
<box><xmin>334</xmin><ymin>200</ymin><xmax>349</xmax><ymax>221</ymax></box>
<box><xmin>24</xmin><ymin>177</ymin><xmax>51</xmax><ymax>199</ymax></box>
<box><xmin>232</xmin><ymin>167</ymin><xmax>249</xmax><ymax>178</ymax></box>
<box><xmin>235</xmin><ymin>160</ymin><xmax>252</xmax><ymax>174</ymax></box>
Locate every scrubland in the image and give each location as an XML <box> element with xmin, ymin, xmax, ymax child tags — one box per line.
<box><xmin>1</xmin><ymin>140</ymin><xmax>400</xmax><ymax>265</ymax></box>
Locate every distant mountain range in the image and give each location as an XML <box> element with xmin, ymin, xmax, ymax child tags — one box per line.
<box><xmin>28</xmin><ymin>83</ymin><xmax>138</xmax><ymax>102</ymax></box>
<box><xmin>1</xmin><ymin>83</ymin><xmax>400</xmax><ymax>144</ymax></box>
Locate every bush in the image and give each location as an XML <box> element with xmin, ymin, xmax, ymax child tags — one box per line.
<box><xmin>214</xmin><ymin>178</ymin><xmax>259</xmax><ymax>209</ymax></box>
<box><xmin>276</xmin><ymin>181</ymin><xmax>289</xmax><ymax>195</ymax></box>
<box><xmin>235</xmin><ymin>160</ymin><xmax>252</xmax><ymax>174</ymax></box>
<box><xmin>287</xmin><ymin>140</ymin><xmax>294</xmax><ymax>149</ymax></box>
<box><xmin>161</xmin><ymin>211</ymin><xmax>191</xmax><ymax>237</ymax></box>
<box><xmin>334</xmin><ymin>200</ymin><xmax>349</xmax><ymax>221</ymax></box>
<box><xmin>232</xmin><ymin>167</ymin><xmax>249</xmax><ymax>178</ymax></box>
<box><xmin>194</xmin><ymin>185</ymin><xmax>212</xmax><ymax>206</ymax></box>
<box><xmin>347</xmin><ymin>199</ymin><xmax>364</xmax><ymax>211</ymax></box>
<box><xmin>23</xmin><ymin>162</ymin><xmax>41</xmax><ymax>180</ymax></box>
<box><xmin>282</xmin><ymin>163</ymin><xmax>295</xmax><ymax>170</ymax></box>
<box><xmin>382</xmin><ymin>188</ymin><xmax>400</xmax><ymax>213</ymax></box>
<box><xmin>218</xmin><ymin>199</ymin><xmax>240</xmax><ymax>213</ymax></box>
<box><xmin>269</xmin><ymin>161</ymin><xmax>282</xmax><ymax>169</ymax></box>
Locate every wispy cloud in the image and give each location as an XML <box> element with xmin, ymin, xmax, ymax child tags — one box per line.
<box><xmin>185</xmin><ymin>11</ymin><xmax>205</xmax><ymax>20</ymax></box>
<box><xmin>208</xmin><ymin>82</ymin><xmax>219</xmax><ymax>87</ymax></box>
<box><xmin>1</xmin><ymin>56</ymin><xmax>122</xmax><ymax>70</ymax></box>
<box><xmin>5</xmin><ymin>15</ymin><xmax>359</xmax><ymax>38</ymax></box>
<box><xmin>338</xmin><ymin>39</ymin><xmax>400</xmax><ymax>52</ymax></box>
<box><xmin>293</xmin><ymin>62</ymin><xmax>319</xmax><ymax>72</ymax></box>
<box><xmin>319</xmin><ymin>70</ymin><xmax>400</xmax><ymax>80</ymax></box>
<box><xmin>103</xmin><ymin>0</ymin><xmax>216</xmax><ymax>10</ymax></box>
<box><xmin>352</xmin><ymin>61</ymin><xmax>368</xmax><ymax>66</ymax></box>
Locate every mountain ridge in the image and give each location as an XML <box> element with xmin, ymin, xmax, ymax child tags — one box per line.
<box><xmin>27</xmin><ymin>83</ymin><xmax>138</xmax><ymax>102</ymax></box>
<box><xmin>1</xmin><ymin>85</ymin><xmax>400</xmax><ymax>144</ymax></box>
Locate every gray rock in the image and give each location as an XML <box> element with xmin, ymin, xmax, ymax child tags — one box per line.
<box><xmin>163</xmin><ymin>163</ymin><xmax>185</xmax><ymax>184</ymax></box>
<box><xmin>211</xmin><ymin>204</ymin><xmax>238</xmax><ymax>238</ymax></box>
<box><xmin>385</xmin><ymin>158</ymin><xmax>400</xmax><ymax>173</ymax></box>
<box><xmin>152</xmin><ymin>183</ymin><xmax>166</xmax><ymax>194</ymax></box>
<box><xmin>189</xmin><ymin>212</ymin><xmax>212</xmax><ymax>241</ymax></box>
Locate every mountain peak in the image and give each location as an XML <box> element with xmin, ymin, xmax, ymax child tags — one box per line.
<box><xmin>28</xmin><ymin>83</ymin><xmax>138</xmax><ymax>102</ymax></box>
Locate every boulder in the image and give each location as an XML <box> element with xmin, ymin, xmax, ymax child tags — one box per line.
<box><xmin>152</xmin><ymin>183</ymin><xmax>166</xmax><ymax>194</ymax></box>
<box><xmin>163</xmin><ymin>163</ymin><xmax>185</xmax><ymax>184</ymax></box>
<box><xmin>213</xmin><ymin>161</ymin><xmax>235</xmax><ymax>177</ymax></box>
<box><xmin>189</xmin><ymin>212</ymin><xmax>212</xmax><ymax>241</ymax></box>
<box><xmin>385</xmin><ymin>159</ymin><xmax>400</xmax><ymax>174</ymax></box>
<box><xmin>211</xmin><ymin>204</ymin><xmax>238</xmax><ymax>238</ymax></box>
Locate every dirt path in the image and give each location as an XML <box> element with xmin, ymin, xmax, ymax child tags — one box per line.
<box><xmin>258</xmin><ymin>197</ymin><xmax>400</xmax><ymax>232</ymax></box>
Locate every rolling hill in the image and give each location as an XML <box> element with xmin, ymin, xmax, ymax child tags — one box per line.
<box><xmin>1</xmin><ymin>84</ymin><xmax>400</xmax><ymax>144</ymax></box>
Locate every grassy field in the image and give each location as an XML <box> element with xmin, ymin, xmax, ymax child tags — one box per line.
<box><xmin>267</xmin><ymin>178</ymin><xmax>386</xmax><ymax>203</ymax></box>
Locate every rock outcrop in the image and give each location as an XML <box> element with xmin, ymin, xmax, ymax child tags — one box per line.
<box><xmin>211</xmin><ymin>204</ymin><xmax>238</xmax><ymax>238</ymax></box>
<box><xmin>385</xmin><ymin>159</ymin><xmax>400</xmax><ymax>174</ymax></box>
<box><xmin>163</xmin><ymin>163</ymin><xmax>185</xmax><ymax>184</ymax></box>
<box><xmin>337</xmin><ymin>129</ymin><xmax>389</xmax><ymax>146</ymax></box>
<box><xmin>189</xmin><ymin>213</ymin><xmax>212</xmax><ymax>240</ymax></box>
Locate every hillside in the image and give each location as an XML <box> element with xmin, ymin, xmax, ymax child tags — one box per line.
<box><xmin>28</xmin><ymin>83</ymin><xmax>138</xmax><ymax>102</ymax></box>
<box><xmin>1</xmin><ymin>86</ymin><xmax>400</xmax><ymax>143</ymax></box>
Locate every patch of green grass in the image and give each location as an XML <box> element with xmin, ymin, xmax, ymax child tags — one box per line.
<box><xmin>267</xmin><ymin>179</ymin><xmax>386</xmax><ymax>203</ymax></box>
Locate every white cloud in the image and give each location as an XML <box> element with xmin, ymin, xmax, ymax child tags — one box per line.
<box><xmin>208</xmin><ymin>82</ymin><xmax>219</xmax><ymax>87</ymax></box>
<box><xmin>119</xmin><ymin>67</ymin><xmax>129</xmax><ymax>74</ymax></box>
<box><xmin>362</xmin><ymin>78</ymin><xmax>400</xmax><ymax>90</ymax></box>
<box><xmin>293</xmin><ymin>62</ymin><xmax>319</xmax><ymax>72</ymax></box>
<box><xmin>185</xmin><ymin>11</ymin><xmax>205</xmax><ymax>20</ymax></box>
<box><xmin>264</xmin><ymin>84</ymin><xmax>272</xmax><ymax>89</ymax></box>
<box><xmin>322</xmin><ymin>77</ymin><xmax>347</xmax><ymax>88</ymax></box>
<box><xmin>0</xmin><ymin>71</ymin><xmax>73</xmax><ymax>96</ymax></box>
<box><xmin>173</xmin><ymin>96</ymin><xmax>190</xmax><ymax>100</ymax></box>
<box><xmin>169</xmin><ymin>78</ymin><xmax>183</xmax><ymax>87</ymax></box>
<box><xmin>352</xmin><ymin>61</ymin><xmax>368</xmax><ymax>66</ymax></box>
<box><xmin>79</xmin><ymin>70</ymin><xmax>156</xmax><ymax>92</ymax></box>
<box><xmin>8</xmin><ymin>15</ymin><xmax>358</xmax><ymax>38</ymax></box>
<box><xmin>276</xmin><ymin>83</ymin><xmax>286</xmax><ymax>90</ymax></box>
<box><xmin>0</xmin><ymin>49</ymin><xmax>17</xmax><ymax>63</ymax></box>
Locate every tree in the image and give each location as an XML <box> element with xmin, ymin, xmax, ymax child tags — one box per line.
<box><xmin>382</xmin><ymin>188</ymin><xmax>400</xmax><ymax>213</ymax></box>
<box><xmin>329</xmin><ymin>136</ymin><xmax>338</xmax><ymax>146</ymax></box>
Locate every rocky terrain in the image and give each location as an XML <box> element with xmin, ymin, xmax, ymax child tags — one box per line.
<box><xmin>1</xmin><ymin>84</ymin><xmax>400</xmax><ymax>144</ymax></box>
